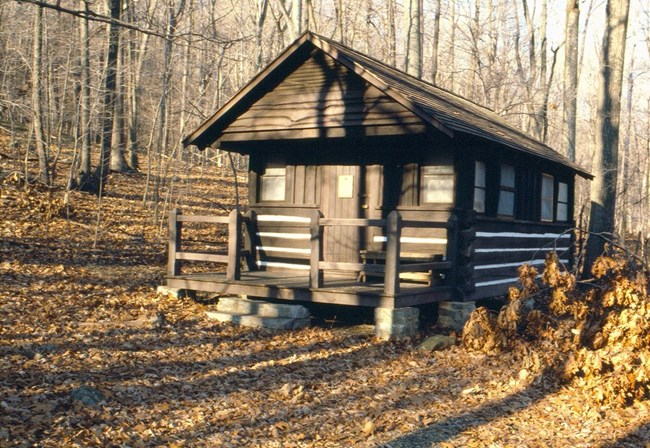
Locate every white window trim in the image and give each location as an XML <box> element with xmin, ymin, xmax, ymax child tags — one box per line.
<box><xmin>541</xmin><ymin>173</ymin><xmax>554</xmax><ymax>222</ymax></box>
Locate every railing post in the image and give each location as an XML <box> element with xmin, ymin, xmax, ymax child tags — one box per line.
<box><xmin>447</xmin><ymin>214</ymin><xmax>460</xmax><ymax>291</ymax></box>
<box><xmin>309</xmin><ymin>210</ymin><xmax>323</xmax><ymax>288</ymax></box>
<box><xmin>227</xmin><ymin>209</ymin><xmax>242</xmax><ymax>281</ymax></box>
<box><xmin>385</xmin><ymin>210</ymin><xmax>401</xmax><ymax>296</ymax></box>
<box><xmin>168</xmin><ymin>208</ymin><xmax>182</xmax><ymax>276</ymax></box>
<box><xmin>243</xmin><ymin>210</ymin><xmax>258</xmax><ymax>271</ymax></box>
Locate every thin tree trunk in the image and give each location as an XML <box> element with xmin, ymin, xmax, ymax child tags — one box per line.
<box><xmin>335</xmin><ymin>0</ymin><xmax>344</xmax><ymax>44</ymax></box>
<box><xmin>292</xmin><ymin>0</ymin><xmax>302</xmax><ymax>38</ymax></box>
<box><xmin>404</xmin><ymin>0</ymin><xmax>422</xmax><ymax>78</ymax></box>
<box><xmin>92</xmin><ymin>0</ymin><xmax>120</xmax><ymax>193</ymax></box>
<box><xmin>584</xmin><ymin>0</ymin><xmax>631</xmax><ymax>271</ymax></box>
<box><xmin>620</xmin><ymin>63</ymin><xmax>634</xmax><ymax>238</ymax></box>
<box><xmin>76</xmin><ymin>0</ymin><xmax>92</xmax><ymax>187</ymax></box>
<box><xmin>449</xmin><ymin>0</ymin><xmax>456</xmax><ymax>91</ymax></box>
<box><xmin>387</xmin><ymin>0</ymin><xmax>396</xmax><ymax>67</ymax></box>
<box><xmin>125</xmin><ymin>0</ymin><xmax>157</xmax><ymax>171</ymax></box>
<box><xmin>32</xmin><ymin>5</ymin><xmax>50</xmax><ymax>185</ymax></box>
<box><xmin>563</xmin><ymin>0</ymin><xmax>579</xmax><ymax>161</ymax></box>
<box><xmin>430</xmin><ymin>0</ymin><xmax>441</xmax><ymax>84</ymax></box>
<box><xmin>255</xmin><ymin>0</ymin><xmax>269</xmax><ymax>71</ymax></box>
<box><xmin>110</xmin><ymin>26</ymin><xmax>129</xmax><ymax>173</ymax></box>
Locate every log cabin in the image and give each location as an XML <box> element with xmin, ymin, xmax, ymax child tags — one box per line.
<box><xmin>168</xmin><ymin>32</ymin><xmax>591</xmax><ymax>334</ymax></box>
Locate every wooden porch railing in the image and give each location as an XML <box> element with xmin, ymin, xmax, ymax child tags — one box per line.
<box><xmin>168</xmin><ymin>209</ymin><xmax>459</xmax><ymax>297</ymax></box>
<box><xmin>168</xmin><ymin>208</ymin><xmax>255</xmax><ymax>281</ymax></box>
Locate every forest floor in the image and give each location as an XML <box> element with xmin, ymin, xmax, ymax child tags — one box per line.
<box><xmin>1</xmin><ymin>136</ymin><xmax>650</xmax><ymax>447</ymax></box>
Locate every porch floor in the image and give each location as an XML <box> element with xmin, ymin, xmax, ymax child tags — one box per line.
<box><xmin>166</xmin><ymin>271</ymin><xmax>454</xmax><ymax>308</ymax></box>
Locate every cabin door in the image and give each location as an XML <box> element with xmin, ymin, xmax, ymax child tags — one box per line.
<box><xmin>320</xmin><ymin>165</ymin><xmax>362</xmax><ymax>266</ymax></box>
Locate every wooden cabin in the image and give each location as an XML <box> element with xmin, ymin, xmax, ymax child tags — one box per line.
<box><xmin>169</xmin><ymin>32</ymin><xmax>590</xmax><ymax>313</ymax></box>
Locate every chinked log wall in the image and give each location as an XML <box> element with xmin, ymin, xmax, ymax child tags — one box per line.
<box><xmin>167</xmin><ymin>209</ymin><xmax>470</xmax><ymax>298</ymax></box>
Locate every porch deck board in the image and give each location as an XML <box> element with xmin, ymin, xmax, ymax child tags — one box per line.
<box><xmin>167</xmin><ymin>271</ymin><xmax>453</xmax><ymax>308</ymax></box>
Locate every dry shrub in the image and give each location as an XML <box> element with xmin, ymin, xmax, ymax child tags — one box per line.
<box><xmin>462</xmin><ymin>250</ymin><xmax>650</xmax><ymax>407</ymax></box>
<box><xmin>1</xmin><ymin>181</ymin><xmax>67</xmax><ymax>220</ymax></box>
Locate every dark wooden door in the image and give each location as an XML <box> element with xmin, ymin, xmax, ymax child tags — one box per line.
<box><xmin>320</xmin><ymin>165</ymin><xmax>361</xmax><ymax>266</ymax></box>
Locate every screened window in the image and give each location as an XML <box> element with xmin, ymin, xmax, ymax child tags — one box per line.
<box><xmin>557</xmin><ymin>182</ymin><xmax>569</xmax><ymax>221</ymax></box>
<box><xmin>497</xmin><ymin>164</ymin><xmax>515</xmax><ymax>217</ymax></box>
<box><xmin>421</xmin><ymin>166</ymin><xmax>454</xmax><ymax>204</ymax></box>
<box><xmin>260</xmin><ymin>168</ymin><xmax>286</xmax><ymax>201</ymax></box>
<box><xmin>541</xmin><ymin>174</ymin><xmax>554</xmax><ymax>221</ymax></box>
<box><xmin>474</xmin><ymin>161</ymin><xmax>486</xmax><ymax>213</ymax></box>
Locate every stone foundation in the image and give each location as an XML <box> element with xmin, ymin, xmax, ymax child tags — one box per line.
<box><xmin>374</xmin><ymin>307</ymin><xmax>419</xmax><ymax>340</ymax></box>
<box><xmin>157</xmin><ymin>285</ymin><xmax>194</xmax><ymax>299</ymax></box>
<box><xmin>437</xmin><ymin>301</ymin><xmax>476</xmax><ymax>332</ymax></box>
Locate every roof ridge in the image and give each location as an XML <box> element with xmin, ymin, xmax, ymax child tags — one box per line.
<box><xmin>308</xmin><ymin>32</ymin><xmax>558</xmax><ymax>156</ymax></box>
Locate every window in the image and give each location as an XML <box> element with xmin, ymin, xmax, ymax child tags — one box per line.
<box><xmin>260</xmin><ymin>168</ymin><xmax>286</xmax><ymax>201</ymax></box>
<box><xmin>421</xmin><ymin>166</ymin><xmax>454</xmax><ymax>204</ymax></box>
<box><xmin>557</xmin><ymin>182</ymin><xmax>569</xmax><ymax>221</ymax></box>
<box><xmin>541</xmin><ymin>174</ymin><xmax>554</xmax><ymax>221</ymax></box>
<box><xmin>497</xmin><ymin>164</ymin><xmax>515</xmax><ymax>217</ymax></box>
<box><xmin>474</xmin><ymin>161</ymin><xmax>486</xmax><ymax>213</ymax></box>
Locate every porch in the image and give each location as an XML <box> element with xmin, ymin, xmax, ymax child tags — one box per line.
<box><xmin>166</xmin><ymin>209</ymin><xmax>462</xmax><ymax>308</ymax></box>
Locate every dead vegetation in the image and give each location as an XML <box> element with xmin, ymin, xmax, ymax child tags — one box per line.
<box><xmin>1</xmin><ymin>134</ymin><xmax>649</xmax><ymax>446</ymax></box>
<box><xmin>463</xmin><ymin>251</ymin><xmax>650</xmax><ymax>409</ymax></box>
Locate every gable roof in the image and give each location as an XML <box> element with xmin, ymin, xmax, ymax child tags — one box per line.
<box><xmin>184</xmin><ymin>32</ymin><xmax>590</xmax><ymax>178</ymax></box>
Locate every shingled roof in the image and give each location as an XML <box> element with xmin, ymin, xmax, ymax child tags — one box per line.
<box><xmin>184</xmin><ymin>32</ymin><xmax>590</xmax><ymax>178</ymax></box>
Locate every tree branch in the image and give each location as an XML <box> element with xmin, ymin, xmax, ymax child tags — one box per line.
<box><xmin>14</xmin><ymin>0</ymin><xmax>248</xmax><ymax>44</ymax></box>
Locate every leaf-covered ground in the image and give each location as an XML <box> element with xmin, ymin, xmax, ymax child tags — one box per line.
<box><xmin>1</xmin><ymin>142</ymin><xmax>649</xmax><ymax>447</ymax></box>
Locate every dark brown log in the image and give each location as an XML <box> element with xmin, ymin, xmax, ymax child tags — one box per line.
<box><xmin>227</xmin><ymin>210</ymin><xmax>242</xmax><ymax>281</ymax></box>
<box><xmin>168</xmin><ymin>209</ymin><xmax>182</xmax><ymax>276</ymax></box>
<box><xmin>309</xmin><ymin>210</ymin><xmax>323</xmax><ymax>288</ymax></box>
<box><xmin>384</xmin><ymin>211</ymin><xmax>401</xmax><ymax>296</ymax></box>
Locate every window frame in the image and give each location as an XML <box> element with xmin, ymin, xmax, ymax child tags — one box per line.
<box><xmin>419</xmin><ymin>165</ymin><xmax>455</xmax><ymax>205</ymax></box>
<box><xmin>473</xmin><ymin>161</ymin><xmax>487</xmax><ymax>213</ymax></box>
<box><xmin>497</xmin><ymin>163</ymin><xmax>516</xmax><ymax>218</ymax></box>
<box><xmin>259</xmin><ymin>167</ymin><xmax>287</xmax><ymax>202</ymax></box>
<box><xmin>541</xmin><ymin>173</ymin><xmax>554</xmax><ymax>222</ymax></box>
<box><xmin>556</xmin><ymin>181</ymin><xmax>569</xmax><ymax>222</ymax></box>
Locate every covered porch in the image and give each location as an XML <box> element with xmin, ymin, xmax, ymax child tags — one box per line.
<box><xmin>166</xmin><ymin>209</ymin><xmax>464</xmax><ymax>308</ymax></box>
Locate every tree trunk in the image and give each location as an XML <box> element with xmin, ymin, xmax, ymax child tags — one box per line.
<box><xmin>403</xmin><ymin>0</ymin><xmax>422</xmax><ymax>78</ymax></box>
<box><xmin>387</xmin><ymin>0</ymin><xmax>396</xmax><ymax>67</ymax></box>
<box><xmin>335</xmin><ymin>0</ymin><xmax>344</xmax><ymax>44</ymax></box>
<box><xmin>291</xmin><ymin>0</ymin><xmax>302</xmax><ymax>38</ymax></box>
<box><xmin>76</xmin><ymin>0</ymin><xmax>92</xmax><ymax>187</ymax></box>
<box><xmin>584</xmin><ymin>0</ymin><xmax>631</xmax><ymax>271</ymax></box>
<box><xmin>110</xmin><ymin>26</ymin><xmax>129</xmax><ymax>173</ymax></box>
<box><xmin>430</xmin><ymin>0</ymin><xmax>441</xmax><ymax>84</ymax></box>
<box><xmin>563</xmin><ymin>0</ymin><xmax>579</xmax><ymax>161</ymax></box>
<box><xmin>91</xmin><ymin>0</ymin><xmax>120</xmax><ymax>193</ymax></box>
<box><xmin>255</xmin><ymin>0</ymin><xmax>269</xmax><ymax>71</ymax></box>
<box><xmin>125</xmin><ymin>0</ymin><xmax>157</xmax><ymax>171</ymax></box>
<box><xmin>32</xmin><ymin>5</ymin><xmax>50</xmax><ymax>185</ymax></box>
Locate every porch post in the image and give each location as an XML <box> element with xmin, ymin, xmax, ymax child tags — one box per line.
<box><xmin>309</xmin><ymin>210</ymin><xmax>323</xmax><ymax>288</ymax></box>
<box><xmin>227</xmin><ymin>209</ymin><xmax>242</xmax><ymax>281</ymax></box>
<box><xmin>447</xmin><ymin>214</ymin><xmax>460</xmax><ymax>291</ymax></box>
<box><xmin>168</xmin><ymin>208</ymin><xmax>182</xmax><ymax>276</ymax></box>
<box><xmin>243</xmin><ymin>210</ymin><xmax>258</xmax><ymax>271</ymax></box>
<box><xmin>384</xmin><ymin>210</ymin><xmax>401</xmax><ymax>296</ymax></box>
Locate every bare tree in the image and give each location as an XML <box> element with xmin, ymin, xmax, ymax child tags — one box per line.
<box><xmin>563</xmin><ymin>0</ymin><xmax>579</xmax><ymax>161</ymax></box>
<box><xmin>90</xmin><ymin>0</ymin><xmax>121</xmax><ymax>193</ymax></box>
<box><xmin>74</xmin><ymin>0</ymin><xmax>92</xmax><ymax>188</ymax></box>
<box><xmin>584</xmin><ymin>0</ymin><xmax>631</xmax><ymax>269</ymax></box>
<box><xmin>430</xmin><ymin>0</ymin><xmax>441</xmax><ymax>84</ymax></box>
<box><xmin>404</xmin><ymin>0</ymin><xmax>422</xmax><ymax>78</ymax></box>
<box><xmin>32</xmin><ymin>5</ymin><xmax>50</xmax><ymax>185</ymax></box>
